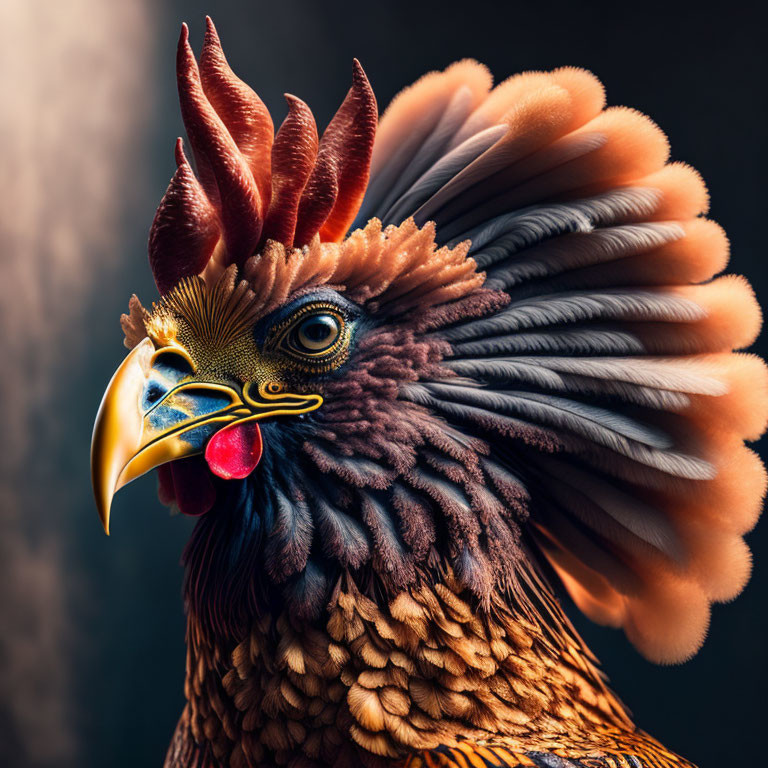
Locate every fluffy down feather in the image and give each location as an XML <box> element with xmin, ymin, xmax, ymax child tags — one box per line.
<box><xmin>352</xmin><ymin>62</ymin><xmax>767</xmax><ymax>663</ymax></box>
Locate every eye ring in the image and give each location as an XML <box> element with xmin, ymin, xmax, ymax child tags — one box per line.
<box><xmin>265</xmin><ymin>301</ymin><xmax>353</xmax><ymax>372</ymax></box>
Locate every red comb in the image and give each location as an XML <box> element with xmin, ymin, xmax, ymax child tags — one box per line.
<box><xmin>148</xmin><ymin>20</ymin><xmax>377</xmax><ymax>294</ymax></box>
<box><xmin>319</xmin><ymin>60</ymin><xmax>378</xmax><ymax>242</ymax></box>
<box><xmin>295</xmin><ymin>60</ymin><xmax>377</xmax><ymax>246</ymax></box>
<box><xmin>148</xmin><ymin>139</ymin><xmax>219</xmax><ymax>294</ymax></box>
<box><xmin>261</xmin><ymin>95</ymin><xmax>319</xmax><ymax>247</ymax></box>
<box><xmin>176</xmin><ymin>23</ymin><xmax>264</xmax><ymax>265</ymax></box>
<box><xmin>199</xmin><ymin>17</ymin><xmax>273</xmax><ymax>203</ymax></box>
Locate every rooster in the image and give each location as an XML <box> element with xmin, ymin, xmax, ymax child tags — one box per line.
<box><xmin>91</xmin><ymin>17</ymin><xmax>766</xmax><ymax>768</ymax></box>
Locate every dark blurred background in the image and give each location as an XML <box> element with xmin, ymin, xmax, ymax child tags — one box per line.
<box><xmin>0</xmin><ymin>1</ymin><xmax>765</xmax><ymax>766</ymax></box>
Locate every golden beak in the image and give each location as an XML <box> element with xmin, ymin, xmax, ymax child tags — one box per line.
<box><xmin>90</xmin><ymin>337</ymin><xmax>322</xmax><ymax>534</ymax></box>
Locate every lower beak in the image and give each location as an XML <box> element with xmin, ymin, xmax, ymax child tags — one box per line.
<box><xmin>91</xmin><ymin>338</ymin><xmax>322</xmax><ymax>534</ymax></box>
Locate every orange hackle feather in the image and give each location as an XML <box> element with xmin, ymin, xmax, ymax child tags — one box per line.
<box><xmin>361</xmin><ymin>61</ymin><xmax>766</xmax><ymax>666</ymax></box>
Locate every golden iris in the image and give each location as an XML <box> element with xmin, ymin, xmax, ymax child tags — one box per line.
<box><xmin>296</xmin><ymin>314</ymin><xmax>341</xmax><ymax>352</ymax></box>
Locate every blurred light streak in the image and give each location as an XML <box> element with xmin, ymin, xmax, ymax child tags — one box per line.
<box><xmin>0</xmin><ymin>2</ymin><xmax>156</xmax><ymax>765</ymax></box>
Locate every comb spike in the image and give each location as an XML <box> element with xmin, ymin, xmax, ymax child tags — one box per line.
<box><xmin>294</xmin><ymin>60</ymin><xmax>377</xmax><ymax>246</ymax></box>
<box><xmin>175</xmin><ymin>24</ymin><xmax>217</xmax><ymax>203</ymax></box>
<box><xmin>261</xmin><ymin>94</ymin><xmax>319</xmax><ymax>248</ymax></box>
<box><xmin>149</xmin><ymin>138</ymin><xmax>220</xmax><ymax>294</ymax></box>
<box><xmin>176</xmin><ymin>23</ymin><xmax>263</xmax><ymax>267</ymax></box>
<box><xmin>292</xmin><ymin>147</ymin><xmax>338</xmax><ymax>249</ymax></box>
<box><xmin>200</xmin><ymin>17</ymin><xmax>274</xmax><ymax>202</ymax></box>
<box><xmin>319</xmin><ymin>60</ymin><xmax>378</xmax><ymax>242</ymax></box>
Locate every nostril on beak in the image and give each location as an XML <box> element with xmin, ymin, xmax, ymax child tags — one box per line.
<box><xmin>143</xmin><ymin>382</ymin><xmax>166</xmax><ymax>408</ymax></box>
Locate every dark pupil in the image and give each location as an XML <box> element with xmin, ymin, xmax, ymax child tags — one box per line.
<box><xmin>304</xmin><ymin>318</ymin><xmax>333</xmax><ymax>342</ymax></box>
<box><xmin>298</xmin><ymin>314</ymin><xmax>339</xmax><ymax>351</ymax></box>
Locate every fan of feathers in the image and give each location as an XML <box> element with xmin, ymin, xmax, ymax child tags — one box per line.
<box><xmin>122</xmin><ymin>19</ymin><xmax>767</xmax><ymax>669</ymax></box>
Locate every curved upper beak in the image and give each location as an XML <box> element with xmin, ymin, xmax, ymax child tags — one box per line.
<box><xmin>91</xmin><ymin>338</ymin><xmax>322</xmax><ymax>534</ymax></box>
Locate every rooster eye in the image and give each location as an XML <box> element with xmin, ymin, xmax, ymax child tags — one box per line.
<box><xmin>296</xmin><ymin>314</ymin><xmax>340</xmax><ymax>352</ymax></box>
<box><xmin>266</xmin><ymin>301</ymin><xmax>352</xmax><ymax>372</ymax></box>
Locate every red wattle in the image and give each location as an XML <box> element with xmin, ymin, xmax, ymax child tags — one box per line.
<box><xmin>172</xmin><ymin>456</ymin><xmax>217</xmax><ymax>515</ymax></box>
<box><xmin>204</xmin><ymin>420</ymin><xmax>263</xmax><ymax>480</ymax></box>
<box><xmin>156</xmin><ymin>457</ymin><xmax>216</xmax><ymax>517</ymax></box>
